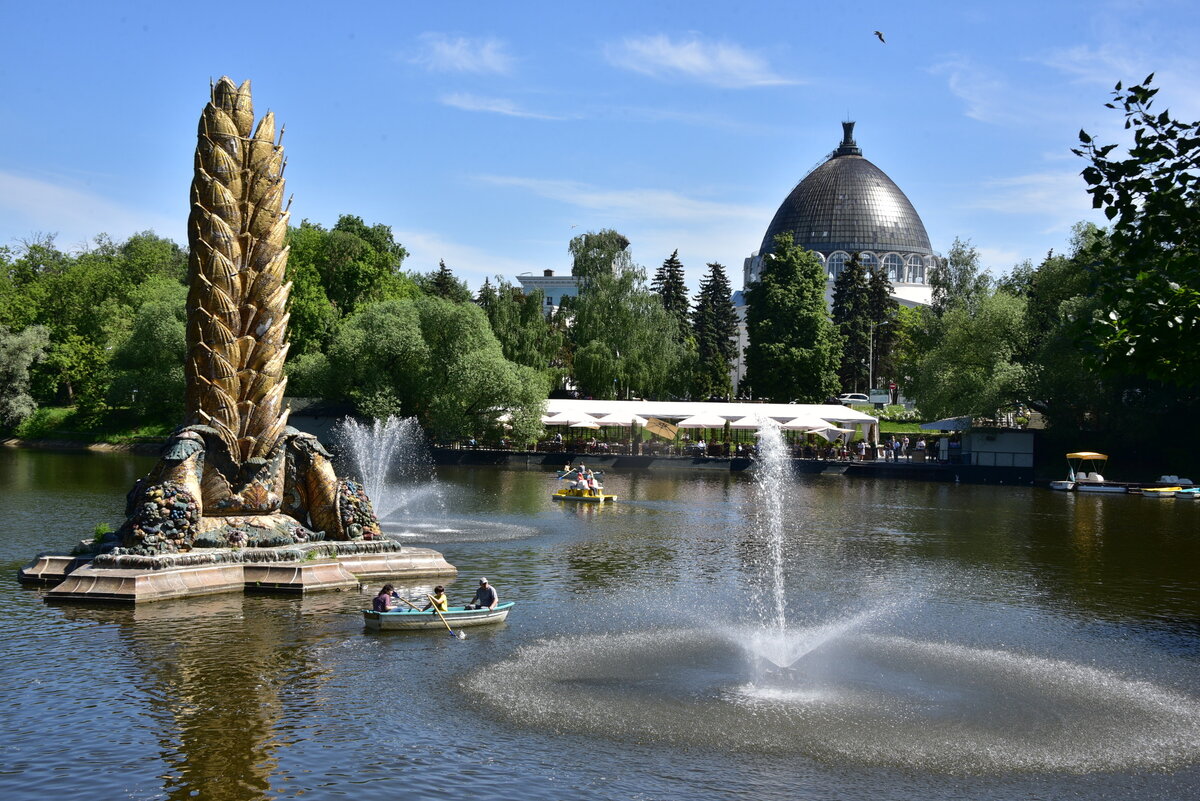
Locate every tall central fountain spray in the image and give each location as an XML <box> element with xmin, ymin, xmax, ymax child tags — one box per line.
<box><xmin>753</xmin><ymin>418</ymin><xmax>791</xmax><ymax>633</ymax></box>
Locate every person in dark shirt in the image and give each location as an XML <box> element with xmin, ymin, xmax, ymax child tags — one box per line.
<box><xmin>465</xmin><ymin>577</ymin><xmax>498</xmax><ymax>610</ymax></box>
<box><xmin>372</xmin><ymin>584</ymin><xmax>399</xmax><ymax>612</ymax></box>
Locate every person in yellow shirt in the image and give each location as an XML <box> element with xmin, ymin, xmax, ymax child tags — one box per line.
<box><xmin>423</xmin><ymin>585</ymin><xmax>449</xmax><ymax>612</ymax></box>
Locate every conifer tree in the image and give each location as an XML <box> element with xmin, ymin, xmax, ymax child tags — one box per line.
<box><xmin>866</xmin><ymin>265</ymin><xmax>898</xmax><ymax>387</ymax></box>
<box><xmin>651</xmin><ymin>249</ymin><xmax>691</xmax><ymax>340</ymax></box>
<box><xmin>426</xmin><ymin>259</ymin><xmax>471</xmax><ymax>302</ymax></box>
<box><xmin>692</xmin><ymin>262</ymin><xmax>739</xmax><ymax>399</ymax></box>
<box><xmin>744</xmin><ymin>233</ymin><xmax>841</xmax><ymax>402</ymax></box>
<box><xmin>830</xmin><ymin>254</ymin><xmax>871</xmax><ymax>391</ymax></box>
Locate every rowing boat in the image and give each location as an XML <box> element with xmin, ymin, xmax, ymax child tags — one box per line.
<box><xmin>552</xmin><ymin>487</ymin><xmax>617</xmax><ymax>503</ymax></box>
<box><xmin>363</xmin><ymin>602</ymin><xmax>515</xmax><ymax>631</ymax></box>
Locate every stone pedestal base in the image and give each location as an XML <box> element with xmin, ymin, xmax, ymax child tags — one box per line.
<box><xmin>23</xmin><ymin>541</ymin><xmax>456</xmax><ymax>604</ymax></box>
<box><xmin>46</xmin><ymin>563</ymin><xmax>246</xmax><ymax>603</ymax></box>
<box><xmin>244</xmin><ymin>559</ymin><xmax>359</xmax><ymax>593</ymax></box>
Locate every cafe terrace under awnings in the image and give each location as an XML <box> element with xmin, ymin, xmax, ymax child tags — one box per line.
<box><xmin>539</xmin><ymin>399</ymin><xmax>878</xmax><ymax>441</ymax></box>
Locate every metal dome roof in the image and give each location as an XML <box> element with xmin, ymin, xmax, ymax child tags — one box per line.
<box><xmin>760</xmin><ymin>122</ymin><xmax>933</xmax><ymax>257</ymax></box>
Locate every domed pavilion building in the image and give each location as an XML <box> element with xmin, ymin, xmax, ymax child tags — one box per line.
<box><xmin>733</xmin><ymin>122</ymin><xmax>938</xmax><ymax>390</ymax></box>
<box><xmin>742</xmin><ymin>121</ymin><xmax>937</xmax><ymax>309</ymax></box>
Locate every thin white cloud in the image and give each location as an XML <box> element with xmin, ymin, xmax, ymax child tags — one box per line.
<box><xmin>478</xmin><ymin>175</ymin><xmax>768</xmax><ymax>223</ymax></box>
<box><xmin>605</xmin><ymin>34</ymin><xmax>795</xmax><ymax>88</ymax></box>
<box><xmin>412</xmin><ymin>33</ymin><xmax>514</xmax><ymax>75</ymax></box>
<box><xmin>976</xmin><ymin>246</ymin><xmax>1024</xmax><ymax>274</ymax></box>
<box><xmin>439</xmin><ymin>93</ymin><xmax>564</xmax><ymax>120</ymax></box>
<box><xmin>971</xmin><ymin>170</ymin><xmax>1103</xmax><ymax>234</ymax></box>
<box><xmin>1039</xmin><ymin>44</ymin><xmax>1200</xmax><ymax>119</ymax></box>
<box><xmin>1039</xmin><ymin>44</ymin><xmax>1142</xmax><ymax>87</ymax></box>
<box><xmin>0</xmin><ymin>170</ymin><xmax>181</xmax><ymax>251</ymax></box>
<box><xmin>930</xmin><ymin>57</ymin><xmax>1027</xmax><ymax>125</ymax></box>
<box><xmin>396</xmin><ymin>228</ymin><xmax>542</xmax><ymax>285</ymax></box>
<box><xmin>473</xmin><ymin>175</ymin><xmax>771</xmax><ymax>290</ymax></box>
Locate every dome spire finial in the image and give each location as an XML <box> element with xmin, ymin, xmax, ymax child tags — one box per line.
<box><xmin>835</xmin><ymin>121</ymin><xmax>862</xmax><ymax>157</ymax></box>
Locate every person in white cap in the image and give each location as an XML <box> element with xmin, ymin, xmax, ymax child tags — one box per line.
<box><xmin>465</xmin><ymin>577</ymin><xmax>498</xmax><ymax>610</ymax></box>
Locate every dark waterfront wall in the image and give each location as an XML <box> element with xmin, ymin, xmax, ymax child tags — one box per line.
<box><xmin>430</xmin><ymin>447</ymin><xmax>1032</xmax><ymax>484</ymax></box>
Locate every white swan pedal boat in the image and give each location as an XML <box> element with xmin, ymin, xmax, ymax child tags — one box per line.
<box><xmin>363</xmin><ymin>602</ymin><xmax>515</xmax><ymax>631</ymax></box>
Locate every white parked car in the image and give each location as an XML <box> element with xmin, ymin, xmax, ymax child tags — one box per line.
<box><xmin>837</xmin><ymin>393</ymin><xmax>870</xmax><ymax>406</ymax></box>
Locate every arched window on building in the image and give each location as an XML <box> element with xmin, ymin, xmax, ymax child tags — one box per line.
<box><xmin>906</xmin><ymin>255</ymin><xmax>926</xmax><ymax>284</ymax></box>
<box><xmin>859</xmin><ymin>252</ymin><xmax>879</xmax><ymax>274</ymax></box>
<box><xmin>883</xmin><ymin>254</ymin><xmax>903</xmax><ymax>283</ymax></box>
<box><xmin>827</xmin><ymin>251</ymin><xmax>849</xmax><ymax>279</ymax></box>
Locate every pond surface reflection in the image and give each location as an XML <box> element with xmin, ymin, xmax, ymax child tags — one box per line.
<box><xmin>1</xmin><ymin>450</ymin><xmax>1199</xmax><ymax>800</ymax></box>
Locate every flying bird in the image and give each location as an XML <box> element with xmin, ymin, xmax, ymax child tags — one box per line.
<box><xmin>873</xmin><ymin>30</ymin><xmax>886</xmax><ymax>43</ymax></box>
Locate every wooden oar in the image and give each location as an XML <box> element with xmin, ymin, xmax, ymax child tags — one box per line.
<box><xmin>427</xmin><ymin>594</ymin><xmax>465</xmax><ymax>640</ymax></box>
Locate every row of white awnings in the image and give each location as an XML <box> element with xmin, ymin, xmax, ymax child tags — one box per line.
<box><xmin>538</xmin><ymin>410</ymin><xmax>855</xmax><ymax>440</ymax></box>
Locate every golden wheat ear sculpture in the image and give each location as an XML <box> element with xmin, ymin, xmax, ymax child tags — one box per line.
<box><xmin>186</xmin><ymin>76</ymin><xmax>292</xmax><ymax>464</ymax></box>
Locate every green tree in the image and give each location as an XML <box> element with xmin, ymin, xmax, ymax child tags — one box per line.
<box><xmin>889</xmin><ymin>304</ymin><xmax>935</xmax><ymax>392</ymax></box>
<box><xmin>866</xmin><ymin>263</ymin><xmax>898</xmax><ymax>388</ymax></box>
<box><xmin>651</xmin><ymin>250</ymin><xmax>691</xmax><ymax>341</ymax></box>
<box><xmin>285</xmin><ymin>216</ymin><xmax>417</xmax><ymax>355</ymax></box>
<box><xmin>289</xmin><ymin>216</ymin><xmax>414</xmax><ymax>319</ymax></box>
<box><xmin>569</xmin><ymin>229</ymin><xmax>631</xmax><ymax>280</ymax></box>
<box><xmin>326</xmin><ymin>297</ymin><xmax>547</xmax><ymax>443</ymax></box>
<box><xmin>106</xmin><ymin>278</ymin><xmax>188</xmax><ymax>422</ymax></box>
<box><xmin>415</xmin><ymin>296</ymin><xmax>547</xmax><ymax>442</ymax></box>
<box><xmin>908</xmin><ymin>291</ymin><xmax>1028</xmax><ymax>420</ymax></box>
<box><xmin>570</xmin><ymin>267</ymin><xmax>689</xmax><ymax>400</ymax></box>
<box><xmin>327</xmin><ymin>299</ymin><xmax>429</xmax><ymax>419</ymax></box>
<box><xmin>691</xmin><ymin>262</ymin><xmax>739</xmax><ymax>399</ymax></box>
<box><xmin>1075</xmin><ymin>75</ymin><xmax>1200</xmax><ymax>386</ymax></box>
<box><xmin>0</xmin><ymin>324</ymin><xmax>50</xmax><ymax>429</ymax></box>
<box><xmin>932</xmin><ymin>237</ymin><xmax>991</xmax><ymax>317</ymax></box>
<box><xmin>285</xmin><ymin>223</ymin><xmax>342</xmax><ymax>355</ymax></box>
<box><xmin>743</xmin><ymin>233</ymin><xmax>841</xmax><ymax>402</ymax></box>
<box><xmin>476</xmin><ymin>277</ymin><xmax>563</xmax><ymax>374</ymax></box>
<box><xmin>416</xmin><ymin>259</ymin><xmax>472</xmax><ymax>303</ymax></box>
<box><xmin>830</xmin><ymin>254</ymin><xmax>871</xmax><ymax>392</ymax></box>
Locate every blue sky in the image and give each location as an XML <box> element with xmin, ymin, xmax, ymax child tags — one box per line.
<box><xmin>2</xmin><ymin>1</ymin><xmax>1198</xmax><ymax>293</ymax></box>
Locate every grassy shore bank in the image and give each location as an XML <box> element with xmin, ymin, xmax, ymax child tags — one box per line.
<box><xmin>8</xmin><ymin>406</ymin><xmax>172</xmax><ymax>446</ymax></box>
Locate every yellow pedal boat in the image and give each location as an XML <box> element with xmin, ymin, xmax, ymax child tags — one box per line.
<box><xmin>552</xmin><ymin>487</ymin><xmax>617</xmax><ymax>503</ymax></box>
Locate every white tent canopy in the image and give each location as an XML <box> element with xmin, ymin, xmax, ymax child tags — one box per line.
<box><xmin>780</xmin><ymin>416</ymin><xmax>829</xmax><ymax>431</ymax></box>
<box><xmin>675</xmin><ymin>413</ymin><xmax>729</xmax><ymax>429</ymax></box>
<box><xmin>594</xmin><ymin>412</ymin><xmax>649</xmax><ymax>427</ymax></box>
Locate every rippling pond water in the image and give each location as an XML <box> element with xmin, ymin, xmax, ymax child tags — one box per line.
<box><xmin>2</xmin><ymin>448</ymin><xmax>1199</xmax><ymax>800</ymax></box>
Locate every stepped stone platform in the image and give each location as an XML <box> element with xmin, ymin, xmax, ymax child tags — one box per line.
<box><xmin>19</xmin><ymin>540</ymin><xmax>455</xmax><ymax>604</ymax></box>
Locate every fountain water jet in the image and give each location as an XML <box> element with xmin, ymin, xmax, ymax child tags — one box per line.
<box><xmin>335</xmin><ymin>416</ymin><xmax>439</xmax><ymax>521</ymax></box>
<box><xmin>739</xmin><ymin>418</ymin><xmax>892</xmax><ymax>672</ymax></box>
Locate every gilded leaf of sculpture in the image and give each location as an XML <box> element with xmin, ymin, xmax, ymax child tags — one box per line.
<box><xmin>186</xmin><ymin>77</ymin><xmax>291</xmax><ymax>463</ymax></box>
